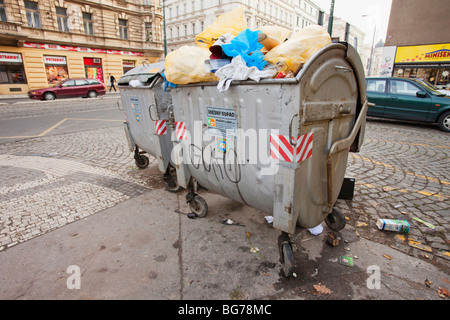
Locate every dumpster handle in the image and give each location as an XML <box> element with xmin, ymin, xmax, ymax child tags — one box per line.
<box><xmin>288</xmin><ymin>113</ymin><xmax>299</xmax><ymax>146</ymax></box>
<box><xmin>335</xmin><ymin>66</ymin><xmax>352</xmax><ymax>72</ymax></box>
<box><xmin>148</xmin><ymin>103</ymin><xmax>159</xmax><ymax>121</ymax></box>
<box><xmin>325</xmin><ymin>100</ymin><xmax>371</xmax><ymax>213</ymax></box>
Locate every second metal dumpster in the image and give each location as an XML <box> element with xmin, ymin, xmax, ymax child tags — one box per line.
<box><xmin>169</xmin><ymin>42</ymin><xmax>368</xmax><ymax>276</ymax></box>
<box><xmin>118</xmin><ymin>61</ymin><xmax>181</xmax><ymax>191</ymax></box>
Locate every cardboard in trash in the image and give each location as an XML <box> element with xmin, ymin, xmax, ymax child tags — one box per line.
<box><xmin>376</xmin><ymin>218</ymin><xmax>410</xmax><ymax>233</ymax></box>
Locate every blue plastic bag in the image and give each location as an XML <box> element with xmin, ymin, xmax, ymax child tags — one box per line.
<box><xmin>221</xmin><ymin>29</ymin><xmax>266</xmax><ymax>70</ymax></box>
<box><xmin>161</xmin><ymin>71</ymin><xmax>177</xmax><ymax>91</ymax></box>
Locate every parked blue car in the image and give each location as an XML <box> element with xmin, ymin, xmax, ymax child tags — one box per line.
<box><xmin>366</xmin><ymin>77</ymin><xmax>450</xmax><ymax>132</ymax></box>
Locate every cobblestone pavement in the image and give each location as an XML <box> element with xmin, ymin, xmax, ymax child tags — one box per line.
<box><xmin>0</xmin><ymin>117</ymin><xmax>449</xmax><ymax>269</ymax></box>
<box><xmin>337</xmin><ymin>119</ymin><xmax>449</xmax><ymax>265</ymax></box>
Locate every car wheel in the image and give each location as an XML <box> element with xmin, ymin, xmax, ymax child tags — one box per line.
<box><xmin>87</xmin><ymin>90</ymin><xmax>97</xmax><ymax>98</ymax></box>
<box><xmin>43</xmin><ymin>92</ymin><xmax>55</xmax><ymax>100</ymax></box>
<box><xmin>437</xmin><ymin>110</ymin><xmax>450</xmax><ymax>132</ymax></box>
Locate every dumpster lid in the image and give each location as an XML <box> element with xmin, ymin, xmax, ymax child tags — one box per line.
<box><xmin>118</xmin><ymin>61</ymin><xmax>165</xmax><ymax>86</ymax></box>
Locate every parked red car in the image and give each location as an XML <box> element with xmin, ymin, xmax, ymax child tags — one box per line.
<box><xmin>28</xmin><ymin>78</ymin><xmax>106</xmax><ymax>100</ymax></box>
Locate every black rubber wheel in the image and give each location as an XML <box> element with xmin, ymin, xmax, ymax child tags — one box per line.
<box><xmin>164</xmin><ymin>176</ymin><xmax>182</xmax><ymax>193</ymax></box>
<box><xmin>281</xmin><ymin>242</ymin><xmax>294</xmax><ymax>278</ymax></box>
<box><xmin>135</xmin><ymin>155</ymin><xmax>149</xmax><ymax>169</ymax></box>
<box><xmin>437</xmin><ymin>110</ymin><xmax>450</xmax><ymax>132</ymax></box>
<box><xmin>188</xmin><ymin>196</ymin><xmax>208</xmax><ymax>218</ymax></box>
<box><xmin>43</xmin><ymin>92</ymin><xmax>55</xmax><ymax>100</ymax></box>
<box><xmin>325</xmin><ymin>208</ymin><xmax>346</xmax><ymax>231</ymax></box>
<box><xmin>87</xmin><ymin>90</ymin><xmax>97</xmax><ymax>98</ymax></box>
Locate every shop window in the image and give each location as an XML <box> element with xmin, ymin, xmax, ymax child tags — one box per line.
<box><xmin>83</xmin><ymin>12</ymin><xmax>93</xmax><ymax>35</ymax></box>
<box><xmin>0</xmin><ymin>52</ymin><xmax>27</xmax><ymax>84</ymax></box>
<box><xmin>436</xmin><ymin>69</ymin><xmax>449</xmax><ymax>89</ymax></box>
<box><xmin>0</xmin><ymin>0</ymin><xmax>7</xmax><ymax>22</ymax></box>
<box><xmin>83</xmin><ymin>57</ymin><xmax>103</xmax><ymax>83</ymax></box>
<box><xmin>44</xmin><ymin>55</ymin><xmax>69</xmax><ymax>84</ymax></box>
<box><xmin>24</xmin><ymin>0</ymin><xmax>41</xmax><ymax>28</ymax></box>
<box><xmin>56</xmin><ymin>7</ymin><xmax>69</xmax><ymax>32</ymax></box>
<box><xmin>119</xmin><ymin>19</ymin><xmax>128</xmax><ymax>39</ymax></box>
<box><xmin>122</xmin><ymin>60</ymin><xmax>135</xmax><ymax>74</ymax></box>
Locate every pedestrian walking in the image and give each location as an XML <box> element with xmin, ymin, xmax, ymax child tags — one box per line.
<box><xmin>108</xmin><ymin>73</ymin><xmax>117</xmax><ymax>92</ymax></box>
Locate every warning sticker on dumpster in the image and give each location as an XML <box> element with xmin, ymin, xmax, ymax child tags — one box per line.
<box><xmin>130</xmin><ymin>96</ymin><xmax>141</xmax><ymax>122</ymax></box>
<box><xmin>206</xmin><ymin>107</ymin><xmax>237</xmax><ymax>140</ymax></box>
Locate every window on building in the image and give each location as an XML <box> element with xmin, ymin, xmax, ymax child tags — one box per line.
<box><xmin>56</xmin><ymin>7</ymin><xmax>69</xmax><ymax>32</ymax></box>
<box><xmin>44</xmin><ymin>55</ymin><xmax>69</xmax><ymax>84</ymax></box>
<box><xmin>24</xmin><ymin>0</ymin><xmax>41</xmax><ymax>28</ymax></box>
<box><xmin>0</xmin><ymin>0</ymin><xmax>7</xmax><ymax>22</ymax></box>
<box><xmin>83</xmin><ymin>12</ymin><xmax>94</xmax><ymax>35</ymax></box>
<box><xmin>145</xmin><ymin>22</ymin><xmax>152</xmax><ymax>41</ymax></box>
<box><xmin>119</xmin><ymin>19</ymin><xmax>128</xmax><ymax>39</ymax></box>
<box><xmin>122</xmin><ymin>60</ymin><xmax>135</xmax><ymax>74</ymax></box>
<box><xmin>0</xmin><ymin>52</ymin><xmax>27</xmax><ymax>84</ymax></box>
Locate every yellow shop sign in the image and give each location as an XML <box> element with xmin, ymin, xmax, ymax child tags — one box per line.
<box><xmin>395</xmin><ymin>43</ymin><xmax>450</xmax><ymax>63</ymax></box>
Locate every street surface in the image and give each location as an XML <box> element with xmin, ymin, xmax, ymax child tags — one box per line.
<box><xmin>0</xmin><ymin>96</ymin><xmax>448</xmax><ymax>301</ymax></box>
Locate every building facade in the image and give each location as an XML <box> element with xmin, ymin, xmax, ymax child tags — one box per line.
<box><xmin>382</xmin><ymin>0</ymin><xmax>450</xmax><ymax>89</ymax></box>
<box><xmin>0</xmin><ymin>0</ymin><xmax>164</xmax><ymax>95</ymax></box>
<box><xmin>164</xmin><ymin>0</ymin><xmax>323</xmax><ymax>52</ymax></box>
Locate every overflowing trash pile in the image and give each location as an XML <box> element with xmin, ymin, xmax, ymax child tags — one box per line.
<box><xmin>164</xmin><ymin>6</ymin><xmax>331</xmax><ymax>91</ymax></box>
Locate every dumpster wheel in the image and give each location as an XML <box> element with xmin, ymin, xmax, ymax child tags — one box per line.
<box><xmin>325</xmin><ymin>208</ymin><xmax>346</xmax><ymax>231</ymax></box>
<box><xmin>280</xmin><ymin>242</ymin><xmax>294</xmax><ymax>278</ymax></box>
<box><xmin>188</xmin><ymin>195</ymin><xmax>208</xmax><ymax>218</ymax></box>
<box><xmin>135</xmin><ymin>154</ymin><xmax>149</xmax><ymax>169</ymax></box>
<box><xmin>163</xmin><ymin>173</ymin><xmax>182</xmax><ymax>193</ymax></box>
<box><xmin>279</xmin><ymin>232</ymin><xmax>294</xmax><ymax>278</ymax></box>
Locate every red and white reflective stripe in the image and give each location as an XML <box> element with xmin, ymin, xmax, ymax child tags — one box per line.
<box><xmin>294</xmin><ymin>132</ymin><xmax>313</xmax><ymax>163</ymax></box>
<box><xmin>270</xmin><ymin>134</ymin><xmax>294</xmax><ymax>162</ymax></box>
<box><xmin>270</xmin><ymin>132</ymin><xmax>313</xmax><ymax>163</ymax></box>
<box><xmin>155</xmin><ymin>120</ymin><xmax>167</xmax><ymax>135</ymax></box>
<box><xmin>175</xmin><ymin>121</ymin><xmax>187</xmax><ymax>140</ymax></box>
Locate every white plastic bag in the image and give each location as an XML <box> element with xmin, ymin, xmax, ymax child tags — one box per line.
<box><xmin>215</xmin><ymin>55</ymin><xmax>277</xmax><ymax>92</ymax></box>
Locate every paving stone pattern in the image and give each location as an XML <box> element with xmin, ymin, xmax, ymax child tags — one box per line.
<box><xmin>0</xmin><ymin>120</ymin><xmax>449</xmax><ymax>264</ymax></box>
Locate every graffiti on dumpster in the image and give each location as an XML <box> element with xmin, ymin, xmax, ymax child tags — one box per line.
<box><xmin>188</xmin><ymin>143</ymin><xmax>241</xmax><ymax>184</ymax></box>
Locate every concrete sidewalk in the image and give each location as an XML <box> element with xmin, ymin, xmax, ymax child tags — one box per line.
<box><xmin>0</xmin><ymin>187</ymin><xmax>448</xmax><ymax>300</ymax></box>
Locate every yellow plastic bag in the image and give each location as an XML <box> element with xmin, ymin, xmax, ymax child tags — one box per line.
<box><xmin>164</xmin><ymin>46</ymin><xmax>218</xmax><ymax>85</ymax></box>
<box><xmin>264</xmin><ymin>25</ymin><xmax>331</xmax><ymax>73</ymax></box>
<box><xmin>195</xmin><ymin>6</ymin><xmax>247</xmax><ymax>48</ymax></box>
<box><xmin>257</xmin><ymin>25</ymin><xmax>291</xmax><ymax>43</ymax></box>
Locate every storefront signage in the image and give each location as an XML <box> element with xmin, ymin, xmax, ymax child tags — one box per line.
<box><xmin>44</xmin><ymin>56</ymin><xmax>67</xmax><ymax>65</ymax></box>
<box><xmin>395</xmin><ymin>43</ymin><xmax>450</xmax><ymax>63</ymax></box>
<box><xmin>24</xmin><ymin>42</ymin><xmax>144</xmax><ymax>56</ymax></box>
<box><xmin>0</xmin><ymin>52</ymin><xmax>22</xmax><ymax>63</ymax></box>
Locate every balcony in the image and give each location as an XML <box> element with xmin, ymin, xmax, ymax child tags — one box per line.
<box><xmin>0</xmin><ymin>21</ymin><xmax>25</xmax><ymax>45</ymax></box>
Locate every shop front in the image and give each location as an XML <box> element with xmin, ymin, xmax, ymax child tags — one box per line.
<box><xmin>44</xmin><ymin>55</ymin><xmax>69</xmax><ymax>84</ymax></box>
<box><xmin>0</xmin><ymin>43</ymin><xmax>155</xmax><ymax>95</ymax></box>
<box><xmin>83</xmin><ymin>57</ymin><xmax>104</xmax><ymax>83</ymax></box>
<box><xmin>0</xmin><ymin>51</ymin><xmax>28</xmax><ymax>93</ymax></box>
<box><xmin>392</xmin><ymin>43</ymin><xmax>450</xmax><ymax>90</ymax></box>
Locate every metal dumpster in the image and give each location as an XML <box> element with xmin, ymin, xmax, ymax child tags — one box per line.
<box><xmin>118</xmin><ymin>61</ymin><xmax>181</xmax><ymax>191</ymax></box>
<box><xmin>169</xmin><ymin>42</ymin><xmax>368</xmax><ymax>276</ymax></box>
